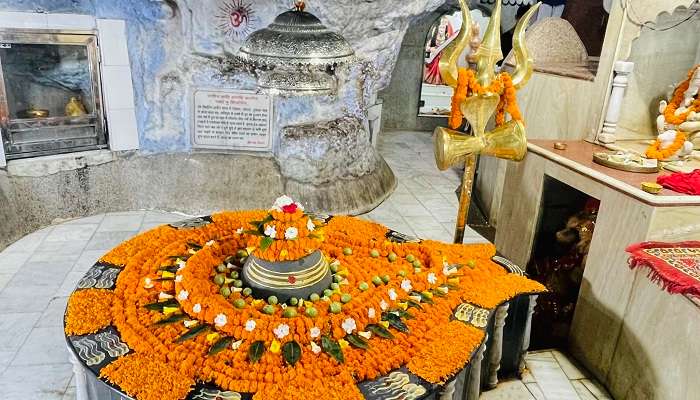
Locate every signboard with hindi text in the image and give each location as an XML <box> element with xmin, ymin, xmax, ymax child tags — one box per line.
<box><xmin>192</xmin><ymin>89</ymin><xmax>273</xmax><ymax>151</ymax></box>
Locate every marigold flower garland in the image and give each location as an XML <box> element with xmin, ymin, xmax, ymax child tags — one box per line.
<box><xmin>645</xmin><ymin>131</ymin><xmax>687</xmax><ymax>160</ymax></box>
<box><xmin>66</xmin><ymin>203</ymin><xmax>546</xmax><ymax>400</ymax></box>
<box><xmin>448</xmin><ymin>68</ymin><xmax>523</xmax><ymax>130</ymax></box>
<box><xmin>662</xmin><ymin>65</ymin><xmax>700</xmax><ymax>126</ymax></box>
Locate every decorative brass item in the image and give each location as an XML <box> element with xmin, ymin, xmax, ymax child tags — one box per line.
<box><xmin>65</xmin><ymin>96</ymin><xmax>88</xmax><ymax>117</ymax></box>
<box><xmin>433</xmin><ymin>0</ymin><xmax>540</xmax><ymax>243</ymax></box>
<box><xmin>641</xmin><ymin>182</ymin><xmax>663</xmax><ymax>195</ymax></box>
<box><xmin>553</xmin><ymin>142</ymin><xmax>567</xmax><ymax>150</ymax></box>
<box><xmin>17</xmin><ymin>104</ymin><xmax>49</xmax><ymax>119</ymax></box>
<box><xmin>592</xmin><ymin>152</ymin><xmax>659</xmax><ymax>173</ymax></box>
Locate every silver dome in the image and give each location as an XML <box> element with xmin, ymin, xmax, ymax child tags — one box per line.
<box><xmin>238</xmin><ymin>10</ymin><xmax>355</xmax><ymax>68</ymax></box>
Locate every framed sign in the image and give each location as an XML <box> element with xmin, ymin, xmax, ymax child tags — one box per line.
<box><xmin>192</xmin><ymin>89</ymin><xmax>273</xmax><ymax>152</ymax></box>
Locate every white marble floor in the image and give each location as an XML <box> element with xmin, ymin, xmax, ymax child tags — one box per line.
<box><xmin>0</xmin><ymin>130</ymin><xmax>611</xmax><ymax>399</ymax></box>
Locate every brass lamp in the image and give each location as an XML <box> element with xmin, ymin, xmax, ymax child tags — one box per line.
<box><xmin>434</xmin><ymin>0</ymin><xmax>540</xmax><ymax>243</ymax></box>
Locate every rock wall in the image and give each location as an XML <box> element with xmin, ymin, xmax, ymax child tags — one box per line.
<box><xmin>0</xmin><ymin>0</ymin><xmax>450</xmax><ymax>153</ymax></box>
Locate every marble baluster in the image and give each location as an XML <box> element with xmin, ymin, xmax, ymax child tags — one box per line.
<box><xmin>439</xmin><ymin>379</ymin><xmax>457</xmax><ymax>400</ymax></box>
<box><xmin>466</xmin><ymin>334</ymin><xmax>488</xmax><ymax>400</ymax></box>
<box><xmin>487</xmin><ymin>302</ymin><xmax>510</xmax><ymax>389</ymax></box>
<box><xmin>598</xmin><ymin>61</ymin><xmax>635</xmax><ymax>144</ymax></box>
<box><xmin>68</xmin><ymin>345</ymin><xmax>89</xmax><ymax>400</ymax></box>
<box><xmin>519</xmin><ymin>295</ymin><xmax>538</xmax><ymax>375</ymax></box>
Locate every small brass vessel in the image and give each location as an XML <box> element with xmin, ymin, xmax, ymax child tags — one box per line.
<box><xmin>641</xmin><ymin>182</ymin><xmax>663</xmax><ymax>195</ymax></box>
<box><xmin>17</xmin><ymin>105</ymin><xmax>49</xmax><ymax>119</ymax></box>
<box><xmin>65</xmin><ymin>96</ymin><xmax>88</xmax><ymax>117</ymax></box>
<box><xmin>553</xmin><ymin>142</ymin><xmax>567</xmax><ymax>150</ymax></box>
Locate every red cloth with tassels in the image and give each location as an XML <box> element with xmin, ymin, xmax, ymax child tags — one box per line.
<box><xmin>626</xmin><ymin>241</ymin><xmax>700</xmax><ymax>298</ymax></box>
<box><xmin>656</xmin><ymin>169</ymin><xmax>700</xmax><ymax>195</ymax></box>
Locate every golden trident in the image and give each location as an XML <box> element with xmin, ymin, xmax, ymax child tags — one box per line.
<box><xmin>434</xmin><ymin>0</ymin><xmax>540</xmax><ymax>243</ymax></box>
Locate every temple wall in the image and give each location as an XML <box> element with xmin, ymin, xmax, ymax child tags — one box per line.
<box><xmin>0</xmin><ymin>0</ymin><xmax>462</xmax><ymax>249</ymax></box>
<box><xmin>615</xmin><ymin>6</ymin><xmax>700</xmax><ymax>139</ymax></box>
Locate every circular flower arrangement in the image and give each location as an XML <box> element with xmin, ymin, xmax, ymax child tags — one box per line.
<box><xmin>64</xmin><ymin>196</ymin><xmax>545</xmax><ymax>400</ymax></box>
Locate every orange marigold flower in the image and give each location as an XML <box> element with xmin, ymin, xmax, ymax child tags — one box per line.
<box><xmin>64</xmin><ymin>289</ymin><xmax>114</xmax><ymax>335</ymax></box>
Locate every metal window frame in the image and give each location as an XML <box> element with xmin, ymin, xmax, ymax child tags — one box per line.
<box><xmin>0</xmin><ymin>29</ymin><xmax>107</xmax><ymax>160</ymax></box>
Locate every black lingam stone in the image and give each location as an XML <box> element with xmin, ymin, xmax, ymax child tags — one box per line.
<box><xmin>242</xmin><ymin>250</ymin><xmax>332</xmax><ymax>303</ymax></box>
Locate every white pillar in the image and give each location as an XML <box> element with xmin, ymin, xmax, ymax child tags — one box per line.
<box><xmin>487</xmin><ymin>302</ymin><xmax>510</xmax><ymax>389</ymax></box>
<box><xmin>68</xmin><ymin>346</ymin><xmax>89</xmax><ymax>400</ymax></box>
<box><xmin>467</xmin><ymin>334</ymin><xmax>488</xmax><ymax>400</ymax></box>
<box><xmin>599</xmin><ymin>61</ymin><xmax>634</xmax><ymax>144</ymax></box>
<box><xmin>0</xmin><ymin>140</ymin><xmax>5</xmax><ymax>167</ymax></box>
<box><xmin>519</xmin><ymin>295</ymin><xmax>538</xmax><ymax>375</ymax></box>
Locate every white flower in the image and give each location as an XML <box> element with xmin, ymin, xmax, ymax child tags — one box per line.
<box><xmin>368</xmin><ymin>307</ymin><xmax>376</xmax><ymax>319</ymax></box>
<box><xmin>175</xmin><ymin>275</ymin><xmax>183</xmax><ymax>283</ymax></box>
<box><xmin>310</xmin><ymin>326</ymin><xmax>321</xmax><ymax>338</ymax></box>
<box><xmin>443</xmin><ymin>264</ymin><xmax>455</xmax><ymax>276</ymax></box>
<box><xmin>264</xmin><ymin>225</ymin><xmax>277</xmax><ymax>239</ymax></box>
<box><xmin>159</xmin><ymin>292</ymin><xmax>173</xmax><ymax>300</ymax></box>
<box><xmin>388</xmin><ymin>288</ymin><xmax>398</xmax><ymax>301</ymax></box>
<box><xmin>427</xmin><ymin>273</ymin><xmax>437</xmax><ymax>285</ymax></box>
<box><xmin>192</xmin><ymin>303</ymin><xmax>201</xmax><ymax>313</ymax></box>
<box><xmin>285</xmin><ymin>227</ymin><xmax>299</xmax><ymax>240</ymax></box>
<box><xmin>307</xmin><ymin>218</ymin><xmax>315</xmax><ymax>232</ymax></box>
<box><xmin>342</xmin><ymin>318</ymin><xmax>357</xmax><ymax>334</ymax></box>
<box><xmin>183</xmin><ymin>320</ymin><xmax>198</xmax><ymax>328</ymax></box>
<box><xmin>400</xmin><ymin>279</ymin><xmax>412</xmax><ymax>293</ymax></box>
<box><xmin>310</xmin><ymin>341</ymin><xmax>322</xmax><ymax>354</ymax></box>
<box><xmin>358</xmin><ymin>331</ymin><xmax>372</xmax><ymax>340</ymax></box>
<box><xmin>236</xmin><ymin>227</ymin><xmax>244</xmax><ymax>235</ymax></box>
<box><xmin>214</xmin><ymin>313</ymin><xmax>227</xmax><ymax>327</ymax></box>
<box><xmin>205</xmin><ymin>240</ymin><xmax>215</xmax><ymax>246</ymax></box>
<box><xmin>245</xmin><ymin>319</ymin><xmax>256</xmax><ymax>332</ymax></box>
<box><xmin>144</xmin><ymin>278</ymin><xmax>154</xmax><ymax>289</ymax></box>
<box><xmin>380</xmin><ymin>299</ymin><xmax>389</xmax><ymax>310</ymax></box>
<box><xmin>272</xmin><ymin>195</ymin><xmax>294</xmax><ymax>210</ymax></box>
<box><xmin>176</xmin><ymin>259</ymin><xmax>186</xmax><ymax>270</ymax></box>
<box><xmin>177</xmin><ymin>290</ymin><xmax>189</xmax><ymax>301</ymax></box>
<box><xmin>231</xmin><ymin>339</ymin><xmax>243</xmax><ymax>350</ymax></box>
<box><xmin>274</xmin><ymin>323</ymin><xmax>290</xmax><ymax>339</ymax></box>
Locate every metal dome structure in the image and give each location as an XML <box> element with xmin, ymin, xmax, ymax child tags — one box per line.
<box><xmin>239</xmin><ymin>10</ymin><xmax>355</xmax><ymax>68</ymax></box>
<box><xmin>237</xmin><ymin>3</ymin><xmax>355</xmax><ymax>94</ymax></box>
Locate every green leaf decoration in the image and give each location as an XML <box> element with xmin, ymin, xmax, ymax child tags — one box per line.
<box><xmin>242</xmin><ymin>229</ymin><xmax>263</xmax><ymax>236</ymax></box>
<box><xmin>158</xmin><ymin>265</ymin><xmax>179</xmax><ymax>273</ymax></box>
<box><xmin>152</xmin><ymin>314</ymin><xmax>188</xmax><ymax>326</ymax></box>
<box><xmin>208</xmin><ymin>336</ymin><xmax>233</xmax><ymax>356</ymax></box>
<box><xmin>187</xmin><ymin>242</ymin><xmax>203</xmax><ymax>250</ymax></box>
<box><xmin>175</xmin><ymin>324</ymin><xmax>210</xmax><ymax>343</ymax></box>
<box><xmin>259</xmin><ymin>237</ymin><xmax>274</xmax><ymax>252</ymax></box>
<box><xmin>168</xmin><ymin>255</ymin><xmax>190</xmax><ymax>260</ymax></box>
<box><xmin>429</xmin><ymin>289</ymin><xmax>447</xmax><ymax>297</ymax></box>
<box><xmin>367</xmin><ymin>324</ymin><xmax>394</xmax><ymax>339</ymax></box>
<box><xmin>154</xmin><ymin>277</ymin><xmax>175</xmax><ymax>282</ymax></box>
<box><xmin>248</xmin><ymin>341</ymin><xmax>266</xmax><ymax>363</ymax></box>
<box><xmin>144</xmin><ymin>299</ymin><xmax>178</xmax><ymax>311</ymax></box>
<box><xmin>282</xmin><ymin>341</ymin><xmax>302</xmax><ymax>366</ymax></box>
<box><xmin>345</xmin><ymin>334</ymin><xmax>369</xmax><ymax>350</ymax></box>
<box><xmin>405</xmin><ymin>299</ymin><xmax>423</xmax><ymax>310</ymax></box>
<box><xmin>411</xmin><ymin>291</ymin><xmax>434</xmax><ymax>304</ymax></box>
<box><xmin>321</xmin><ymin>335</ymin><xmax>344</xmax><ymax>364</ymax></box>
<box><xmin>382</xmin><ymin>312</ymin><xmax>409</xmax><ymax>333</ymax></box>
<box><xmin>394</xmin><ymin>309</ymin><xmax>415</xmax><ymax>320</ymax></box>
<box><xmin>446</xmin><ymin>283</ymin><xmax>460</xmax><ymax>290</ymax></box>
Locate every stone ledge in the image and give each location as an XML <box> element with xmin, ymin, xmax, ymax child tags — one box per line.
<box><xmin>0</xmin><ymin>152</ymin><xmax>395</xmax><ymax>251</ymax></box>
<box><xmin>4</xmin><ymin>150</ymin><xmax>116</xmax><ymax>177</ymax></box>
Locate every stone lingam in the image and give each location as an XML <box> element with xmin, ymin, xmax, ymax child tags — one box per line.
<box><xmin>240</xmin><ymin>196</ymin><xmax>332</xmax><ymax>304</ymax></box>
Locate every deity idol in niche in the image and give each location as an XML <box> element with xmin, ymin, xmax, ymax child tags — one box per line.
<box><xmin>424</xmin><ymin>13</ymin><xmax>481</xmax><ymax>85</ymax></box>
<box><xmin>652</xmin><ymin>65</ymin><xmax>700</xmax><ymax>160</ymax></box>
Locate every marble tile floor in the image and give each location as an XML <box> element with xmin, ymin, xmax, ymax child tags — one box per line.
<box><xmin>0</xmin><ymin>130</ymin><xmax>611</xmax><ymax>399</ymax></box>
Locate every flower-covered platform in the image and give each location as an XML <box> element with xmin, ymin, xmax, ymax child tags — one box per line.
<box><xmin>63</xmin><ymin>197</ymin><xmax>545</xmax><ymax>400</ymax></box>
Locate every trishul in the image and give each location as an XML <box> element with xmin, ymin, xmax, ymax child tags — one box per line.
<box><xmin>433</xmin><ymin>0</ymin><xmax>540</xmax><ymax>243</ymax></box>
